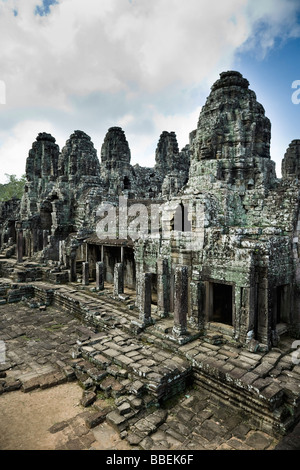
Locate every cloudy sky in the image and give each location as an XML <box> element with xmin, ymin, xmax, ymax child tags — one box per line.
<box><xmin>0</xmin><ymin>0</ymin><xmax>300</xmax><ymax>183</ymax></box>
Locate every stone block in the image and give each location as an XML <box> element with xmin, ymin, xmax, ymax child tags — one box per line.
<box><xmin>81</xmin><ymin>390</ymin><xmax>97</xmax><ymax>407</ymax></box>
<box><xmin>106</xmin><ymin>410</ymin><xmax>128</xmax><ymax>432</ymax></box>
<box><xmin>118</xmin><ymin>401</ymin><xmax>131</xmax><ymax>415</ymax></box>
<box><xmin>84</xmin><ymin>411</ymin><xmax>107</xmax><ymax>429</ymax></box>
<box><xmin>21</xmin><ymin>376</ymin><xmax>41</xmax><ymax>393</ymax></box>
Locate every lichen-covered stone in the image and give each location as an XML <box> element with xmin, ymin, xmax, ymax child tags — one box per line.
<box><xmin>281</xmin><ymin>139</ymin><xmax>300</xmax><ymax>180</ymax></box>
<box><xmin>1</xmin><ymin>69</ymin><xmax>300</xmax><ymax>355</ymax></box>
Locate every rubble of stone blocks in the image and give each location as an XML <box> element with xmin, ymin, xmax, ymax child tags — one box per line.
<box><xmin>0</xmin><ymin>278</ymin><xmax>299</xmax><ymax>438</ymax></box>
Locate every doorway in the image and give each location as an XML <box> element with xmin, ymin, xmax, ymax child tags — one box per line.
<box><xmin>211</xmin><ymin>282</ymin><xmax>233</xmax><ymax>325</ymax></box>
<box><xmin>276</xmin><ymin>285</ymin><xmax>289</xmax><ymax>324</ymax></box>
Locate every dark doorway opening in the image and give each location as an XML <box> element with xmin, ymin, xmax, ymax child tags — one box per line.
<box><xmin>151</xmin><ymin>273</ymin><xmax>158</xmax><ymax>305</ymax></box>
<box><xmin>124</xmin><ymin>176</ymin><xmax>131</xmax><ymax>190</ymax></box>
<box><xmin>276</xmin><ymin>285</ymin><xmax>289</xmax><ymax>324</ymax></box>
<box><xmin>40</xmin><ymin>201</ymin><xmax>53</xmax><ymax>231</ymax></box>
<box><xmin>212</xmin><ymin>283</ymin><xmax>232</xmax><ymax>325</ymax></box>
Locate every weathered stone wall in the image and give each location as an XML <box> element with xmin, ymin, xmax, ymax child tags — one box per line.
<box><xmin>0</xmin><ymin>198</ymin><xmax>20</xmax><ymax>255</ymax></box>
<box><xmin>282</xmin><ymin>140</ymin><xmax>300</xmax><ymax>180</ymax></box>
<box><xmin>1</xmin><ymin>69</ymin><xmax>300</xmax><ymax>353</ymax></box>
<box><xmin>21</xmin><ymin>133</ymin><xmax>60</xmax><ymax>220</ymax></box>
<box><xmin>134</xmin><ymin>71</ymin><xmax>300</xmax><ymax>349</ymax></box>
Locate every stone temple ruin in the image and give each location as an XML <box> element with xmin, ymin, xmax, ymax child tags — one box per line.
<box><xmin>1</xmin><ymin>71</ymin><xmax>300</xmax><ymax>442</ymax></box>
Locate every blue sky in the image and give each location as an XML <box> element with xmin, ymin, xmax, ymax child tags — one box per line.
<box><xmin>233</xmin><ymin>33</ymin><xmax>300</xmax><ymax>173</ymax></box>
<box><xmin>34</xmin><ymin>0</ymin><xmax>58</xmax><ymax>16</ymax></box>
<box><xmin>0</xmin><ymin>0</ymin><xmax>299</xmax><ymax>182</ymax></box>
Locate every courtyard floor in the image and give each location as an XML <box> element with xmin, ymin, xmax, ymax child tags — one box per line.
<box><xmin>0</xmin><ymin>281</ymin><xmax>299</xmax><ymax>451</ymax></box>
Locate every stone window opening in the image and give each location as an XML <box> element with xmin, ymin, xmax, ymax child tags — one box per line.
<box><xmin>123</xmin><ymin>176</ymin><xmax>131</xmax><ymax>190</ymax></box>
<box><xmin>173</xmin><ymin>203</ymin><xmax>192</xmax><ymax>233</ymax></box>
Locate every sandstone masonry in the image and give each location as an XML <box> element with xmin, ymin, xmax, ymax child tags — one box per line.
<box><xmin>1</xmin><ymin>71</ymin><xmax>300</xmax><ymax>439</ymax></box>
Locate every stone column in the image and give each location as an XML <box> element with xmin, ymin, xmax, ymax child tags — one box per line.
<box><xmin>69</xmin><ymin>255</ymin><xmax>77</xmax><ymax>282</ymax></box>
<box><xmin>16</xmin><ymin>228</ymin><xmax>23</xmax><ymax>263</ymax></box>
<box><xmin>139</xmin><ymin>272</ymin><xmax>153</xmax><ymax>326</ymax></box>
<box><xmin>157</xmin><ymin>258</ymin><xmax>170</xmax><ymax>317</ymax></box>
<box><xmin>43</xmin><ymin>230</ymin><xmax>49</xmax><ymax>249</ymax></box>
<box><xmin>59</xmin><ymin>240</ymin><xmax>64</xmax><ymax>265</ymax></box>
<box><xmin>257</xmin><ymin>272</ymin><xmax>271</xmax><ymax>348</ymax></box>
<box><xmin>96</xmin><ymin>261</ymin><xmax>105</xmax><ymax>291</ymax></box>
<box><xmin>173</xmin><ymin>265</ymin><xmax>188</xmax><ymax>337</ymax></box>
<box><xmin>32</xmin><ymin>228</ymin><xmax>38</xmax><ymax>253</ymax></box>
<box><xmin>82</xmin><ymin>262</ymin><xmax>89</xmax><ymax>286</ymax></box>
<box><xmin>189</xmin><ymin>279</ymin><xmax>205</xmax><ymax>330</ymax></box>
<box><xmin>113</xmin><ymin>263</ymin><xmax>124</xmax><ymax>296</ymax></box>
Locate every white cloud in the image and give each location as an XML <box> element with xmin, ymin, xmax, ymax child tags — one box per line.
<box><xmin>0</xmin><ymin>0</ymin><xmax>299</xmax><ymax>181</ymax></box>
<box><xmin>1</xmin><ymin>0</ymin><xmax>299</xmax><ymax>106</ymax></box>
<box><xmin>0</xmin><ymin>120</ymin><xmax>66</xmax><ymax>183</ymax></box>
<box><xmin>240</xmin><ymin>0</ymin><xmax>300</xmax><ymax>57</ymax></box>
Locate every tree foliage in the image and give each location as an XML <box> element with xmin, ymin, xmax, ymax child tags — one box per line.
<box><xmin>0</xmin><ymin>174</ymin><xmax>26</xmax><ymax>202</ymax></box>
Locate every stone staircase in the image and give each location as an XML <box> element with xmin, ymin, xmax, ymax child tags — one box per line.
<box><xmin>1</xmin><ymin>277</ymin><xmax>300</xmax><ymax>438</ymax></box>
<box><xmin>67</xmin><ymin>328</ymin><xmax>191</xmax><ymax>445</ymax></box>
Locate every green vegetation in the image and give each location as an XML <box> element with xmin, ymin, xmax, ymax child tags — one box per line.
<box><xmin>0</xmin><ymin>174</ymin><xmax>26</xmax><ymax>202</ymax></box>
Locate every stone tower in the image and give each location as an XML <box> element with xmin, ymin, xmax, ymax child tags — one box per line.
<box><xmin>155</xmin><ymin>131</ymin><xmax>180</xmax><ymax>174</ymax></box>
<box><xmin>155</xmin><ymin>131</ymin><xmax>190</xmax><ymax>198</ymax></box>
<box><xmin>58</xmin><ymin>130</ymin><xmax>101</xmax><ymax>186</ymax></box>
<box><xmin>281</xmin><ymin>140</ymin><xmax>300</xmax><ymax>180</ymax></box>
<box><xmin>100</xmin><ymin>127</ymin><xmax>133</xmax><ymax>197</ymax></box>
<box><xmin>188</xmin><ymin>70</ymin><xmax>275</xmax><ymax>190</ymax></box>
<box><xmin>20</xmin><ymin>132</ymin><xmax>60</xmax><ymax>219</ymax></box>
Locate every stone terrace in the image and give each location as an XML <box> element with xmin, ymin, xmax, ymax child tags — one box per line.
<box><xmin>0</xmin><ymin>278</ymin><xmax>300</xmax><ymax>450</ymax></box>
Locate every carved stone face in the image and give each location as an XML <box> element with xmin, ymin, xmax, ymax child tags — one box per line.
<box><xmin>193</xmin><ymin>71</ymin><xmax>271</xmax><ymax>163</ymax></box>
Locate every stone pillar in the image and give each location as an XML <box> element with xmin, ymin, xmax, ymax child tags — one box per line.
<box><xmin>139</xmin><ymin>272</ymin><xmax>153</xmax><ymax>326</ymax></box>
<box><xmin>69</xmin><ymin>255</ymin><xmax>77</xmax><ymax>282</ymax></box>
<box><xmin>96</xmin><ymin>261</ymin><xmax>105</xmax><ymax>291</ymax></box>
<box><xmin>113</xmin><ymin>263</ymin><xmax>124</xmax><ymax>296</ymax></box>
<box><xmin>59</xmin><ymin>240</ymin><xmax>64</xmax><ymax>265</ymax></box>
<box><xmin>43</xmin><ymin>230</ymin><xmax>49</xmax><ymax>249</ymax></box>
<box><xmin>189</xmin><ymin>279</ymin><xmax>205</xmax><ymax>330</ymax></box>
<box><xmin>32</xmin><ymin>228</ymin><xmax>38</xmax><ymax>253</ymax></box>
<box><xmin>237</xmin><ymin>286</ymin><xmax>252</xmax><ymax>345</ymax></box>
<box><xmin>173</xmin><ymin>265</ymin><xmax>188</xmax><ymax>337</ymax></box>
<box><xmin>257</xmin><ymin>273</ymin><xmax>272</xmax><ymax>348</ymax></box>
<box><xmin>82</xmin><ymin>262</ymin><xmax>89</xmax><ymax>286</ymax></box>
<box><xmin>157</xmin><ymin>258</ymin><xmax>170</xmax><ymax>317</ymax></box>
<box><xmin>16</xmin><ymin>229</ymin><xmax>23</xmax><ymax>263</ymax></box>
<box><xmin>26</xmin><ymin>230</ymin><xmax>33</xmax><ymax>257</ymax></box>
